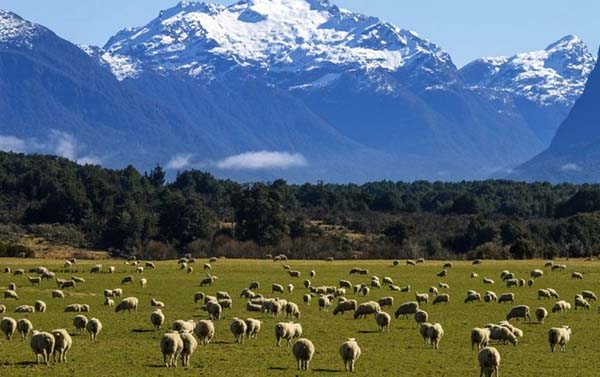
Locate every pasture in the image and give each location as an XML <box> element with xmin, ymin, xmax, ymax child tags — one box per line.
<box><xmin>0</xmin><ymin>258</ymin><xmax>598</xmax><ymax>376</ymax></box>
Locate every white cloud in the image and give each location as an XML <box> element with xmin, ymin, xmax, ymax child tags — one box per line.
<box><xmin>216</xmin><ymin>151</ymin><xmax>307</xmax><ymax>170</ymax></box>
<box><xmin>560</xmin><ymin>163</ymin><xmax>581</xmax><ymax>172</ymax></box>
<box><xmin>49</xmin><ymin>130</ymin><xmax>101</xmax><ymax>165</ymax></box>
<box><xmin>166</xmin><ymin>154</ymin><xmax>194</xmax><ymax>170</ymax></box>
<box><xmin>0</xmin><ymin>135</ymin><xmax>27</xmax><ymax>152</ymax></box>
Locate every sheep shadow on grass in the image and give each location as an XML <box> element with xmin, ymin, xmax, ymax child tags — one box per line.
<box><xmin>357</xmin><ymin>330</ymin><xmax>379</xmax><ymax>334</ymax></box>
<box><xmin>313</xmin><ymin>368</ymin><xmax>341</xmax><ymax>373</ymax></box>
<box><xmin>131</xmin><ymin>328</ymin><xmax>154</xmax><ymax>333</ymax></box>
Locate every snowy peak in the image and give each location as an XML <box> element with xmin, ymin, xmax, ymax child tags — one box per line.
<box><xmin>102</xmin><ymin>0</ymin><xmax>453</xmax><ymax>80</ymax></box>
<box><xmin>461</xmin><ymin>35</ymin><xmax>596</xmax><ymax>106</ymax></box>
<box><xmin>0</xmin><ymin>9</ymin><xmax>46</xmax><ymax>48</ymax></box>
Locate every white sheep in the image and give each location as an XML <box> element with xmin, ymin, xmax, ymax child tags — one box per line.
<box><xmin>292</xmin><ymin>338</ymin><xmax>315</xmax><ymax>371</ymax></box>
<box><xmin>414</xmin><ymin>309</ymin><xmax>429</xmax><ymax>326</ymax></box>
<box><xmin>426</xmin><ymin>323</ymin><xmax>444</xmax><ymax>349</ymax></box>
<box><xmin>303</xmin><ymin>294</ymin><xmax>312</xmax><ymax>305</ymax></box>
<box><xmin>483</xmin><ymin>291</ymin><xmax>497</xmax><ymax>303</ymax></box>
<box><xmin>1</xmin><ymin>316</ymin><xmax>17</xmax><ymax>340</ymax></box>
<box><xmin>506</xmin><ymin>305</ymin><xmax>530</xmax><ymax>321</ymax></box>
<box><xmin>275</xmin><ymin>322</ymin><xmax>303</xmax><ymax>347</ymax></box>
<box><xmin>180</xmin><ymin>332</ymin><xmax>197</xmax><ymax>367</ymax></box>
<box><xmin>395</xmin><ymin>301</ymin><xmax>419</xmax><ymax>319</ymax></box>
<box><xmin>15</xmin><ymin>305</ymin><xmax>35</xmax><ymax>313</ymax></box>
<box><xmin>419</xmin><ymin>322</ymin><xmax>432</xmax><ymax>346</ymax></box>
<box><xmin>51</xmin><ymin>329</ymin><xmax>72</xmax><ymax>363</ymax></box>
<box><xmin>333</xmin><ymin>299</ymin><xmax>357</xmax><ymax>316</ymax></box>
<box><xmin>471</xmin><ymin>327</ymin><xmax>491</xmax><ymax>350</ymax></box>
<box><xmin>86</xmin><ymin>317</ymin><xmax>102</xmax><ymax>341</ymax></box>
<box><xmin>285</xmin><ymin>302</ymin><xmax>301</xmax><ymax>319</ymax></box>
<box><xmin>552</xmin><ymin>300</ymin><xmax>571</xmax><ymax>313</ymax></box>
<box><xmin>318</xmin><ymin>295</ymin><xmax>331</xmax><ymax>312</ymax></box>
<box><xmin>535</xmin><ymin>307</ymin><xmax>548</xmax><ymax>324</ymax></box>
<box><xmin>230</xmin><ymin>317</ymin><xmax>248</xmax><ymax>343</ymax></box>
<box><xmin>104</xmin><ymin>297</ymin><xmax>115</xmax><ymax>306</ymax></box>
<box><xmin>340</xmin><ymin>338</ymin><xmax>361</xmax><ymax>372</ymax></box>
<box><xmin>582</xmin><ymin>290</ymin><xmax>597</xmax><ymax>301</ymax></box>
<box><xmin>353</xmin><ymin>301</ymin><xmax>381</xmax><ymax>319</ymax></box>
<box><xmin>116</xmin><ymin>297</ymin><xmax>139</xmax><ymax>313</ymax></box>
<box><xmin>272</xmin><ymin>284</ymin><xmax>285</xmax><ymax>294</ymax></box>
<box><xmin>245</xmin><ymin>318</ymin><xmax>262</xmax><ymax>339</ymax></box>
<box><xmin>375</xmin><ymin>311</ymin><xmax>391</xmax><ymax>332</ymax></box>
<box><xmin>464</xmin><ymin>292</ymin><xmax>481</xmax><ymax>304</ymax></box>
<box><xmin>139</xmin><ymin>278</ymin><xmax>147</xmax><ymax>288</ymax></box>
<box><xmin>30</xmin><ymin>331</ymin><xmax>55</xmax><ymax>365</ymax></box>
<box><xmin>549</xmin><ymin>326</ymin><xmax>571</xmax><ymax>352</ymax></box>
<box><xmin>172</xmin><ymin>319</ymin><xmax>195</xmax><ymax>334</ymax></box>
<box><xmin>377</xmin><ymin>296</ymin><xmax>394</xmax><ymax>309</ymax></box>
<box><xmin>194</xmin><ymin>320</ymin><xmax>215</xmax><ymax>345</ymax></box>
<box><xmin>433</xmin><ymin>294</ymin><xmax>450</xmax><ymax>305</ymax></box>
<box><xmin>498</xmin><ymin>293</ymin><xmax>514</xmax><ymax>304</ymax></box>
<box><xmin>17</xmin><ymin>318</ymin><xmax>33</xmax><ymax>340</ymax></box>
<box><xmin>4</xmin><ymin>289</ymin><xmax>19</xmax><ymax>300</ymax></box>
<box><xmin>416</xmin><ymin>293</ymin><xmax>429</xmax><ymax>304</ymax></box>
<box><xmin>151</xmin><ymin>309</ymin><xmax>165</xmax><ymax>330</ymax></box>
<box><xmin>73</xmin><ymin>315</ymin><xmax>88</xmax><ymax>335</ymax></box>
<box><xmin>575</xmin><ymin>295</ymin><xmax>590</xmax><ymax>310</ymax></box>
<box><xmin>52</xmin><ymin>290</ymin><xmax>65</xmax><ymax>299</ymax></box>
<box><xmin>151</xmin><ymin>298</ymin><xmax>165</xmax><ymax>307</ymax></box>
<box><xmin>478</xmin><ymin>346</ymin><xmax>501</xmax><ymax>377</ymax></box>
<box><xmin>161</xmin><ymin>331</ymin><xmax>184</xmax><ymax>368</ymax></box>
<box><xmin>487</xmin><ymin>325</ymin><xmax>518</xmax><ymax>346</ymax></box>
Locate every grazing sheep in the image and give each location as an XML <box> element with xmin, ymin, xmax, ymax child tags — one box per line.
<box><xmin>506</xmin><ymin>305</ymin><xmax>531</xmax><ymax>321</ymax></box>
<box><xmin>112</xmin><ymin>288</ymin><xmax>123</xmax><ymax>297</ymax></box>
<box><xmin>64</xmin><ymin>304</ymin><xmax>83</xmax><ymax>312</ymax></box>
<box><xmin>30</xmin><ymin>331</ymin><xmax>55</xmax><ymax>365</ymax></box>
<box><xmin>340</xmin><ymin>338</ymin><xmax>362</xmax><ymax>372</ymax></box>
<box><xmin>426</xmin><ymin>323</ymin><xmax>444</xmax><ymax>349</ymax></box>
<box><xmin>292</xmin><ymin>338</ymin><xmax>315</xmax><ymax>371</ymax></box>
<box><xmin>303</xmin><ymin>294</ymin><xmax>312</xmax><ymax>305</ymax></box>
<box><xmin>203</xmin><ymin>301</ymin><xmax>222</xmax><ymax>320</ymax></box>
<box><xmin>230</xmin><ymin>317</ymin><xmax>248</xmax><ymax>343</ymax></box>
<box><xmin>505</xmin><ymin>279</ymin><xmax>519</xmax><ymax>288</ymax></box>
<box><xmin>575</xmin><ymin>296</ymin><xmax>590</xmax><ymax>310</ymax></box>
<box><xmin>433</xmin><ymin>294</ymin><xmax>450</xmax><ymax>305</ymax></box>
<box><xmin>247</xmin><ymin>302</ymin><xmax>263</xmax><ymax>312</ymax></box>
<box><xmin>151</xmin><ymin>309</ymin><xmax>165</xmax><ymax>330</ymax></box>
<box><xmin>464</xmin><ymin>292</ymin><xmax>481</xmax><ymax>304</ymax></box>
<box><xmin>478</xmin><ymin>347</ymin><xmax>501</xmax><ymax>377</ymax></box>
<box><xmin>15</xmin><ymin>305</ymin><xmax>34</xmax><ymax>313</ymax></box>
<box><xmin>339</xmin><ymin>280</ymin><xmax>353</xmax><ymax>289</ymax></box>
<box><xmin>419</xmin><ymin>322</ymin><xmax>433</xmax><ymax>346</ymax></box>
<box><xmin>353</xmin><ymin>301</ymin><xmax>381</xmax><ymax>319</ymax></box>
<box><xmin>406</xmin><ymin>260</ymin><xmax>416</xmax><ymax>266</ymax></box>
<box><xmin>438</xmin><ymin>282</ymin><xmax>450</xmax><ymax>289</ymax></box>
<box><xmin>349</xmin><ymin>267</ymin><xmax>368</xmax><ymax>275</ymax></box>
<box><xmin>172</xmin><ymin>320</ymin><xmax>196</xmax><ymax>334</ymax></box>
<box><xmin>90</xmin><ymin>264</ymin><xmax>102</xmax><ymax>273</ymax></box>
<box><xmin>395</xmin><ymin>301</ymin><xmax>419</xmax><ymax>319</ymax></box>
<box><xmin>0</xmin><ymin>305</ymin><xmax>5</xmax><ymax>313</ymax></box>
<box><xmin>151</xmin><ymin>298</ymin><xmax>165</xmax><ymax>307</ymax></box>
<box><xmin>51</xmin><ymin>329</ymin><xmax>72</xmax><ymax>363</ymax></box>
<box><xmin>333</xmin><ymin>299</ymin><xmax>357</xmax><ymax>316</ymax></box>
<box><xmin>275</xmin><ymin>322</ymin><xmax>303</xmax><ymax>347</ymax></box>
<box><xmin>473</xmin><ymin>259</ymin><xmax>482</xmax><ymax>265</ymax></box>
<box><xmin>416</xmin><ymin>293</ymin><xmax>429</xmax><ymax>304</ymax></box>
<box><xmin>535</xmin><ymin>307</ymin><xmax>548</xmax><ymax>324</ymax></box>
<box><xmin>13</xmin><ymin>269</ymin><xmax>24</xmax><ymax>276</ymax></box>
<box><xmin>549</xmin><ymin>326</ymin><xmax>571</xmax><ymax>352</ymax></box>
<box><xmin>582</xmin><ymin>290</ymin><xmax>597</xmax><ymax>301</ymax></box>
<box><xmin>194</xmin><ymin>320</ymin><xmax>215</xmax><ymax>345</ymax></box>
<box><xmin>1</xmin><ymin>316</ymin><xmax>16</xmax><ymax>340</ymax></box>
<box><xmin>245</xmin><ymin>318</ymin><xmax>262</xmax><ymax>339</ymax></box>
<box><xmin>359</xmin><ymin>285</ymin><xmax>370</xmax><ymax>296</ymax></box>
<box><xmin>488</xmin><ymin>325</ymin><xmax>518</xmax><ymax>346</ymax></box>
<box><xmin>303</xmin><ymin>280</ymin><xmax>311</xmax><ymax>289</ymax></box>
<box><xmin>161</xmin><ymin>331</ymin><xmax>184</xmax><ymax>368</ymax></box>
<box><xmin>414</xmin><ymin>309</ymin><xmax>429</xmax><ymax>325</ymax></box>
<box><xmin>285</xmin><ymin>302</ymin><xmax>301</xmax><ymax>319</ymax></box>
<box><xmin>552</xmin><ymin>300</ymin><xmax>571</xmax><ymax>313</ymax></box>
<box><xmin>483</xmin><ymin>277</ymin><xmax>495</xmax><ymax>285</ymax></box>
<box><xmin>73</xmin><ymin>315</ymin><xmax>88</xmax><ymax>335</ymax></box>
<box><xmin>318</xmin><ymin>296</ymin><xmax>331</xmax><ymax>312</ymax></box>
<box><xmin>71</xmin><ymin>276</ymin><xmax>85</xmax><ymax>283</ymax></box>
<box><xmin>571</xmin><ymin>272</ymin><xmax>583</xmax><ymax>280</ymax></box>
<box><xmin>4</xmin><ymin>289</ymin><xmax>19</xmax><ymax>300</ymax></box>
<box><xmin>200</xmin><ymin>275</ymin><xmax>218</xmax><ymax>287</ymax></box>
<box><xmin>443</xmin><ymin>262</ymin><xmax>452</xmax><ymax>269</ymax></box>
<box><xmin>538</xmin><ymin>289</ymin><xmax>552</xmax><ymax>299</ymax></box>
<box><xmin>248</xmin><ymin>281</ymin><xmax>260</xmax><ymax>290</ymax></box>
<box><xmin>288</xmin><ymin>270</ymin><xmax>301</xmax><ymax>278</ymax></box>
<box><xmin>378</xmin><ymin>296</ymin><xmax>394</xmax><ymax>309</ymax></box>
<box><xmin>382</xmin><ymin>276</ymin><xmax>393</xmax><ymax>286</ymax></box>
<box><xmin>484</xmin><ymin>291</ymin><xmax>497</xmax><ymax>303</ymax></box>
<box><xmin>28</xmin><ymin>276</ymin><xmax>42</xmax><ymax>285</ymax></box>
<box><xmin>498</xmin><ymin>293</ymin><xmax>515</xmax><ymax>304</ymax></box>
<box><xmin>108</xmin><ymin>266</ymin><xmax>115</xmax><ymax>274</ymax></box>
<box><xmin>86</xmin><ymin>318</ymin><xmax>102</xmax><ymax>341</ymax></box>
<box><xmin>547</xmin><ymin>288</ymin><xmax>560</xmax><ymax>299</ymax></box>
<box><xmin>375</xmin><ymin>311</ymin><xmax>391</xmax><ymax>332</ymax></box>
<box><xmin>437</xmin><ymin>270</ymin><xmax>448</xmax><ymax>277</ymax></box>
<box><xmin>272</xmin><ymin>284</ymin><xmax>284</xmax><ymax>294</ymax></box>
<box><xmin>471</xmin><ymin>327</ymin><xmax>491</xmax><ymax>350</ymax></box>
<box><xmin>105</xmin><ymin>297</ymin><xmax>115</xmax><ymax>308</ymax></box>
<box><xmin>116</xmin><ymin>297</ymin><xmax>139</xmax><ymax>313</ymax></box>
<box><xmin>7</xmin><ymin>283</ymin><xmax>16</xmax><ymax>291</ymax></box>
<box><xmin>3</xmin><ymin>267</ymin><xmax>9</xmax><ymax>273</ymax></box>
<box><xmin>34</xmin><ymin>300</ymin><xmax>47</xmax><ymax>313</ymax></box>
<box><xmin>17</xmin><ymin>318</ymin><xmax>33</xmax><ymax>340</ymax></box>
<box><xmin>429</xmin><ymin>286</ymin><xmax>439</xmax><ymax>296</ymax></box>
<box><xmin>60</xmin><ymin>280</ymin><xmax>76</xmax><ymax>289</ymax></box>
<box><xmin>527</xmin><ymin>279</ymin><xmax>534</xmax><ymax>287</ymax></box>
<box><xmin>139</xmin><ymin>278</ymin><xmax>147</xmax><ymax>288</ymax></box>
<box><xmin>287</xmin><ymin>284</ymin><xmax>294</xmax><ymax>294</ymax></box>
<box><xmin>530</xmin><ymin>269</ymin><xmax>544</xmax><ymax>279</ymax></box>
<box><xmin>180</xmin><ymin>332</ymin><xmax>197</xmax><ymax>367</ymax></box>
<box><xmin>121</xmin><ymin>276</ymin><xmax>134</xmax><ymax>284</ymax></box>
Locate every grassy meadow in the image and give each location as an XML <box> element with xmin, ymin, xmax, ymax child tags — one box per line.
<box><xmin>0</xmin><ymin>258</ymin><xmax>598</xmax><ymax>376</ymax></box>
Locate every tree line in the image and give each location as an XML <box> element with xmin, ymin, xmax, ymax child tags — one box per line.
<box><xmin>1</xmin><ymin>152</ymin><xmax>600</xmax><ymax>260</ymax></box>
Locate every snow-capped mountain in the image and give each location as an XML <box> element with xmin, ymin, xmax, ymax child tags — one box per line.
<box><xmin>0</xmin><ymin>9</ymin><xmax>44</xmax><ymax>48</ymax></box>
<box><xmin>461</xmin><ymin>35</ymin><xmax>596</xmax><ymax>107</ymax></box>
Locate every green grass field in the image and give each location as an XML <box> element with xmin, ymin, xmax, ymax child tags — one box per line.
<box><xmin>0</xmin><ymin>258</ymin><xmax>597</xmax><ymax>376</ymax></box>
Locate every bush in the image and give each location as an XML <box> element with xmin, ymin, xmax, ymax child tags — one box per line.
<box><xmin>0</xmin><ymin>243</ymin><xmax>34</xmax><ymax>258</ymax></box>
<box><xmin>139</xmin><ymin>241</ymin><xmax>178</xmax><ymax>260</ymax></box>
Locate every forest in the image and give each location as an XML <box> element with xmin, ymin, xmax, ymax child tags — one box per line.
<box><xmin>1</xmin><ymin>152</ymin><xmax>600</xmax><ymax>260</ymax></box>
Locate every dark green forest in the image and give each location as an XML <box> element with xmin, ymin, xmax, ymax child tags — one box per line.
<box><xmin>1</xmin><ymin>152</ymin><xmax>600</xmax><ymax>260</ymax></box>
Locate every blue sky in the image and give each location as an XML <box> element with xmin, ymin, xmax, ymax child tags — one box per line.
<box><xmin>3</xmin><ymin>0</ymin><xmax>599</xmax><ymax>66</ymax></box>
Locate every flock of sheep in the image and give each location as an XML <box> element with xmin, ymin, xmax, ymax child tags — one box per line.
<box><xmin>0</xmin><ymin>256</ymin><xmax>590</xmax><ymax>375</ymax></box>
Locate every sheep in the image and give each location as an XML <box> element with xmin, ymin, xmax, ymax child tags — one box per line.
<box><xmin>3</xmin><ymin>267</ymin><xmax>9</xmax><ymax>273</ymax></box>
<box><xmin>416</xmin><ymin>293</ymin><xmax>429</xmax><ymax>304</ymax></box>
<box><xmin>172</xmin><ymin>320</ymin><xmax>195</xmax><ymax>334</ymax></box>
<box><xmin>547</xmin><ymin>288</ymin><xmax>560</xmax><ymax>298</ymax></box>
<box><xmin>437</xmin><ymin>270</ymin><xmax>448</xmax><ymax>277</ymax></box>
<box><xmin>7</xmin><ymin>283</ymin><xmax>16</xmax><ymax>291</ymax></box>
<box><xmin>505</xmin><ymin>279</ymin><xmax>519</xmax><ymax>288</ymax></box>
<box><xmin>478</xmin><ymin>347</ymin><xmax>501</xmax><ymax>377</ymax></box>
<box><xmin>60</xmin><ymin>280</ymin><xmax>75</xmax><ymax>289</ymax></box>
<box><xmin>438</xmin><ymin>282</ymin><xmax>450</xmax><ymax>289</ymax></box>
<box><xmin>108</xmin><ymin>266</ymin><xmax>115</xmax><ymax>274</ymax></box>
<box><xmin>483</xmin><ymin>277</ymin><xmax>495</xmax><ymax>284</ymax></box>
<box><xmin>86</xmin><ymin>318</ymin><xmax>102</xmax><ymax>341</ymax></box>
<box><xmin>112</xmin><ymin>288</ymin><xmax>123</xmax><ymax>297</ymax></box>
<box><xmin>13</xmin><ymin>268</ymin><xmax>24</xmax><ymax>276</ymax></box>
<box><xmin>151</xmin><ymin>309</ymin><xmax>165</xmax><ymax>330</ymax></box>
<box><xmin>194</xmin><ymin>292</ymin><xmax>205</xmax><ymax>303</ymax></box>
<box><xmin>230</xmin><ymin>317</ymin><xmax>248</xmax><ymax>343</ymax></box>
<box><xmin>139</xmin><ymin>278</ymin><xmax>147</xmax><ymax>288</ymax></box>
<box><xmin>292</xmin><ymin>338</ymin><xmax>315</xmax><ymax>371</ymax></box>
<box><xmin>407</xmin><ymin>259</ymin><xmax>416</xmax><ymax>266</ymax></box>
<box><xmin>4</xmin><ymin>289</ymin><xmax>19</xmax><ymax>300</ymax></box>
<box><xmin>443</xmin><ymin>262</ymin><xmax>452</xmax><ymax>269</ymax></box>
<box><xmin>571</xmin><ymin>272</ymin><xmax>583</xmax><ymax>280</ymax></box>
<box><xmin>383</xmin><ymin>276</ymin><xmax>393</xmax><ymax>286</ymax></box>
<box><xmin>161</xmin><ymin>331</ymin><xmax>184</xmax><ymax>368</ymax></box>
<box><xmin>378</xmin><ymin>296</ymin><xmax>394</xmax><ymax>309</ymax></box>
<box><xmin>73</xmin><ymin>315</ymin><xmax>88</xmax><ymax>335</ymax></box>
<box><xmin>582</xmin><ymin>290</ymin><xmax>598</xmax><ymax>301</ymax></box>
<box><xmin>275</xmin><ymin>322</ymin><xmax>303</xmax><ymax>347</ymax></box>
<box><xmin>249</xmin><ymin>281</ymin><xmax>260</xmax><ymax>290</ymax></box>
<box><xmin>419</xmin><ymin>322</ymin><xmax>433</xmax><ymax>346</ymax></box>
<box><xmin>71</xmin><ymin>276</ymin><xmax>85</xmax><ymax>283</ymax></box>
<box><xmin>180</xmin><ymin>332</ymin><xmax>197</xmax><ymax>367</ymax></box>
<box><xmin>200</xmin><ymin>275</ymin><xmax>217</xmax><ymax>287</ymax></box>
<box><xmin>287</xmin><ymin>284</ymin><xmax>294</xmax><ymax>294</ymax></box>
<box><xmin>506</xmin><ymin>305</ymin><xmax>531</xmax><ymax>321</ymax></box>
<box><xmin>318</xmin><ymin>295</ymin><xmax>331</xmax><ymax>312</ymax></box>
<box><xmin>333</xmin><ymin>299</ymin><xmax>357</xmax><ymax>316</ymax></box>
<box><xmin>395</xmin><ymin>301</ymin><xmax>419</xmax><ymax>319</ymax></box>
<box><xmin>194</xmin><ymin>320</ymin><xmax>215</xmax><ymax>345</ymax></box>
<box><xmin>303</xmin><ymin>294</ymin><xmax>311</xmax><ymax>305</ymax></box>
<box><xmin>552</xmin><ymin>300</ymin><xmax>571</xmax><ymax>313</ymax></box>
<box><xmin>30</xmin><ymin>331</ymin><xmax>55</xmax><ymax>365</ymax></box>
<box><xmin>375</xmin><ymin>311</ymin><xmax>391</xmax><ymax>332</ymax></box>
<box><xmin>1</xmin><ymin>317</ymin><xmax>16</xmax><ymax>340</ymax></box>
<box><xmin>433</xmin><ymin>294</ymin><xmax>450</xmax><ymax>305</ymax></box>
<box><xmin>288</xmin><ymin>270</ymin><xmax>301</xmax><ymax>278</ymax></box>
<box><xmin>245</xmin><ymin>318</ymin><xmax>262</xmax><ymax>339</ymax></box>
<box><xmin>349</xmin><ymin>267</ymin><xmax>368</xmax><ymax>275</ymax></box>
<box><xmin>247</xmin><ymin>302</ymin><xmax>263</xmax><ymax>312</ymax></box>
<box><xmin>104</xmin><ymin>289</ymin><xmax>114</xmax><ymax>298</ymax></box>
<box><xmin>484</xmin><ymin>291</ymin><xmax>497</xmax><ymax>303</ymax></box>
<box><xmin>417</xmin><ymin>258</ymin><xmax>425</xmax><ymax>264</ymax></box>
<box><xmin>426</xmin><ymin>323</ymin><xmax>444</xmax><ymax>349</ymax></box>
<box><xmin>285</xmin><ymin>302</ymin><xmax>301</xmax><ymax>319</ymax></box>
<box><xmin>549</xmin><ymin>326</ymin><xmax>571</xmax><ymax>352</ymax></box>
<box><xmin>151</xmin><ymin>298</ymin><xmax>165</xmax><ymax>307</ymax></box>
<box><xmin>471</xmin><ymin>327</ymin><xmax>491</xmax><ymax>350</ymax></box>
<box><xmin>65</xmin><ymin>304</ymin><xmax>83</xmax><ymax>312</ymax></box>
<box><xmin>530</xmin><ymin>269</ymin><xmax>544</xmax><ymax>279</ymax></box>
<box><xmin>535</xmin><ymin>307</ymin><xmax>548</xmax><ymax>324</ymax></box>
<box><xmin>203</xmin><ymin>301</ymin><xmax>222</xmax><ymax>320</ymax></box>
<box><xmin>51</xmin><ymin>329</ymin><xmax>72</xmax><ymax>363</ymax></box>
<box><xmin>339</xmin><ymin>280</ymin><xmax>353</xmax><ymax>289</ymax></box>
<box><xmin>527</xmin><ymin>279</ymin><xmax>534</xmax><ymax>287</ymax></box>
<box><xmin>28</xmin><ymin>276</ymin><xmax>42</xmax><ymax>285</ymax></box>
<box><xmin>359</xmin><ymin>285</ymin><xmax>370</xmax><ymax>296</ymax></box>
<box><xmin>488</xmin><ymin>325</ymin><xmax>518</xmax><ymax>346</ymax></box>
<box><xmin>371</xmin><ymin>279</ymin><xmax>381</xmax><ymax>289</ymax></box>
<box><xmin>498</xmin><ymin>293</ymin><xmax>515</xmax><ymax>304</ymax></box>
<box><xmin>414</xmin><ymin>309</ymin><xmax>429</xmax><ymax>325</ymax></box>
<box><xmin>340</xmin><ymin>338</ymin><xmax>362</xmax><ymax>372</ymax></box>
<box><xmin>17</xmin><ymin>318</ymin><xmax>33</xmax><ymax>340</ymax></box>
<box><xmin>272</xmin><ymin>284</ymin><xmax>284</xmax><ymax>294</ymax></box>
<box><xmin>465</xmin><ymin>292</ymin><xmax>481</xmax><ymax>304</ymax></box>
<box><xmin>473</xmin><ymin>259</ymin><xmax>482</xmax><ymax>265</ymax></box>
<box><xmin>34</xmin><ymin>300</ymin><xmax>47</xmax><ymax>313</ymax></box>
<box><xmin>201</xmin><ymin>263</ymin><xmax>211</xmax><ymax>271</ymax></box>
<box><xmin>116</xmin><ymin>297</ymin><xmax>139</xmax><ymax>313</ymax></box>
<box><xmin>15</xmin><ymin>305</ymin><xmax>35</xmax><ymax>313</ymax></box>
<box><xmin>538</xmin><ymin>289</ymin><xmax>552</xmax><ymax>299</ymax></box>
<box><xmin>429</xmin><ymin>286</ymin><xmax>439</xmax><ymax>296</ymax></box>
<box><xmin>575</xmin><ymin>296</ymin><xmax>590</xmax><ymax>310</ymax></box>
<box><xmin>121</xmin><ymin>276</ymin><xmax>134</xmax><ymax>284</ymax></box>
<box><xmin>90</xmin><ymin>264</ymin><xmax>102</xmax><ymax>273</ymax></box>
<box><xmin>0</xmin><ymin>305</ymin><xmax>5</xmax><ymax>313</ymax></box>
<box><xmin>353</xmin><ymin>301</ymin><xmax>381</xmax><ymax>319</ymax></box>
